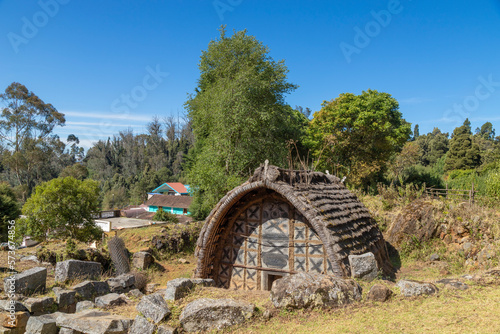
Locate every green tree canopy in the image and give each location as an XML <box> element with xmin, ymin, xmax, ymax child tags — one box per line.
<box><xmin>416</xmin><ymin>127</ymin><xmax>449</xmax><ymax>166</ymax></box>
<box><xmin>185</xmin><ymin>27</ymin><xmax>305</xmax><ymax>219</ymax></box>
<box><xmin>0</xmin><ymin>182</ymin><xmax>21</xmax><ymax>242</ymax></box>
<box><xmin>21</xmin><ymin>177</ymin><xmax>102</xmax><ymax>242</ymax></box>
<box><xmin>444</xmin><ymin>118</ymin><xmax>481</xmax><ymax>171</ymax></box>
<box><xmin>305</xmin><ymin>89</ymin><xmax>411</xmax><ymax>188</ymax></box>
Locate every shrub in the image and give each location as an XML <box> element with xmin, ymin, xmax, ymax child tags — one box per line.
<box><xmin>65</xmin><ymin>238</ymin><xmax>77</xmax><ymax>253</ymax></box>
<box><xmin>0</xmin><ymin>182</ymin><xmax>21</xmax><ymax>242</ymax></box>
<box><xmin>153</xmin><ymin>208</ymin><xmax>179</xmax><ymax>223</ymax></box>
<box><xmin>446</xmin><ymin>169</ymin><xmax>488</xmax><ymax>195</ymax></box>
<box><xmin>21</xmin><ymin>177</ymin><xmax>102</xmax><ymax>242</ymax></box>
<box><xmin>485</xmin><ymin>169</ymin><xmax>500</xmax><ymax>199</ymax></box>
<box><xmin>151</xmin><ymin>222</ymin><xmax>202</xmax><ymax>257</ymax></box>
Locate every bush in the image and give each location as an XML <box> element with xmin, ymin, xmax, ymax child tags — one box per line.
<box><xmin>22</xmin><ymin>177</ymin><xmax>102</xmax><ymax>242</ymax></box>
<box><xmin>151</xmin><ymin>222</ymin><xmax>202</xmax><ymax>257</ymax></box>
<box><xmin>0</xmin><ymin>182</ymin><xmax>21</xmax><ymax>242</ymax></box>
<box><xmin>377</xmin><ymin>183</ymin><xmax>425</xmax><ymax>210</ymax></box>
<box><xmin>153</xmin><ymin>208</ymin><xmax>179</xmax><ymax>223</ymax></box>
<box><xmin>485</xmin><ymin>169</ymin><xmax>500</xmax><ymax>199</ymax></box>
<box><xmin>446</xmin><ymin>169</ymin><xmax>487</xmax><ymax>194</ymax></box>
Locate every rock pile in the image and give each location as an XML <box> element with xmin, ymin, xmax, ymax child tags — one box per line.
<box><xmin>270</xmin><ymin>272</ymin><xmax>362</xmax><ymax>309</ymax></box>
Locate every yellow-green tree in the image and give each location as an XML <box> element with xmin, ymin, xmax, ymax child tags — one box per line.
<box><xmin>306</xmin><ymin>90</ymin><xmax>411</xmax><ymax>188</ymax></box>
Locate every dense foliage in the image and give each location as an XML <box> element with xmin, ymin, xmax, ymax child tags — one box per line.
<box><xmin>444</xmin><ymin>119</ymin><xmax>481</xmax><ymax>171</ymax></box>
<box><xmin>153</xmin><ymin>208</ymin><xmax>179</xmax><ymax>223</ymax></box>
<box><xmin>20</xmin><ymin>177</ymin><xmax>102</xmax><ymax>242</ymax></box>
<box><xmin>84</xmin><ymin>118</ymin><xmax>193</xmax><ymax>207</ymax></box>
<box><xmin>185</xmin><ymin>27</ymin><xmax>306</xmax><ymax>219</ymax></box>
<box><xmin>0</xmin><ymin>182</ymin><xmax>20</xmax><ymax>241</ymax></box>
<box><xmin>306</xmin><ymin>90</ymin><xmax>411</xmax><ymax>188</ymax></box>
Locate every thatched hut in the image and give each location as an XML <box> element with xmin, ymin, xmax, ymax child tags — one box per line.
<box><xmin>194</xmin><ymin>162</ymin><xmax>392</xmax><ymax>290</ymax></box>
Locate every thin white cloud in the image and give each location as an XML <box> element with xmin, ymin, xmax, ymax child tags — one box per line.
<box><xmin>66</xmin><ymin>121</ymin><xmax>144</xmax><ymax>128</ymax></box>
<box><xmin>62</xmin><ymin>110</ymin><xmax>152</xmax><ymax>122</ymax></box>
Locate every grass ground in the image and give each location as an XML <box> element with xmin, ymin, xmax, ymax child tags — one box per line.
<box><xmin>2</xmin><ymin>219</ymin><xmax>500</xmax><ymax>333</ymax></box>
<box><xmin>226</xmin><ymin>284</ymin><xmax>500</xmax><ymax>334</ymax></box>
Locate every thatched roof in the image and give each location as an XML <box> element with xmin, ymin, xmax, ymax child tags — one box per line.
<box><xmin>194</xmin><ymin>163</ymin><xmax>392</xmax><ymax>278</ymax></box>
<box><xmin>145</xmin><ymin>194</ymin><xmax>192</xmax><ymax>209</ymax></box>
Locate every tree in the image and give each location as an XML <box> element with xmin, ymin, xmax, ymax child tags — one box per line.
<box><xmin>0</xmin><ymin>83</ymin><xmax>67</xmax><ymax>198</ymax></box>
<box><xmin>444</xmin><ymin>119</ymin><xmax>481</xmax><ymax>171</ymax></box>
<box><xmin>416</xmin><ymin>127</ymin><xmax>449</xmax><ymax>166</ymax></box>
<box><xmin>60</xmin><ymin>163</ymin><xmax>88</xmax><ymax>180</ymax></box>
<box><xmin>412</xmin><ymin>124</ymin><xmax>420</xmax><ymax>141</ymax></box>
<box><xmin>185</xmin><ymin>27</ymin><xmax>303</xmax><ymax>219</ymax></box>
<box><xmin>0</xmin><ymin>82</ymin><xmax>65</xmax><ymax>153</ymax></box>
<box><xmin>386</xmin><ymin>141</ymin><xmax>420</xmax><ymax>183</ymax></box>
<box><xmin>479</xmin><ymin>122</ymin><xmax>495</xmax><ymax>140</ymax></box>
<box><xmin>0</xmin><ymin>182</ymin><xmax>21</xmax><ymax>242</ymax></box>
<box><xmin>21</xmin><ymin>177</ymin><xmax>102</xmax><ymax>242</ymax></box>
<box><xmin>305</xmin><ymin>89</ymin><xmax>411</xmax><ymax>188</ymax></box>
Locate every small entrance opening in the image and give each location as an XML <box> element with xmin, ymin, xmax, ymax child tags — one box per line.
<box><xmin>267</xmin><ymin>274</ymin><xmax>283</xmax><ymax>290</ymax></box>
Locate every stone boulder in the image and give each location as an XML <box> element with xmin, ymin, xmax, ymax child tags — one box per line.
<box><xmin>0</xmin><ymin>300</ymin><xmax>28</xmax><ymax>312</ymax></box>
<box><xmin>0</xmin><ymin>311</ymin><xmax>29</xmax><ymax>330</ymax></box>
<box><xmin>3</xmin><ymin>267</ymin><xmax>47</xmax><ymax>295</ymax></box>
<box><xmin>180</xmin><ymin>298</ymin><xmax>254</xmax><ymax>332</ymax></box>
<box><xmin>156</xmin><ymin>324</ymin><xmax>176</xmax><ymax>334</ymax></box>
<box><xmin>59</xmin><ymin>328</ymin><xmax>84</xmax><ymax>334</ymax></box>
<box><xmin>51</xmin><ymin>310</ymin><xmax>133</xmax><ymax>334</ymax></box>
<box><xmin>396</xmin><ymin>279</ymin><xmax>439</xmax><ymax>297</ymax></box>
<box><xmin>164</xmin><ymin>278</ymin><xmax>215</xmax><ymax>301</ymax></box>
<box><xmin>25</xmin><ymin>315</ymin><xmax>57</xmax><ymax>334</ymax></box>
<box><xmin>348</xmin><ymin>252</ymin><xmax>378</xmax><ymax>281</ymax></box>
<box><xmin>129</xmin><ymin>315</ymin><xmax>155</xmax><ymax>334</ymax></box>
<box><xmin>71</xmin><ymin>281</ymin><xmax>110</xmax><ymax>301</ymax></box>
<box><xmin>95</xmin><ymin>293</ymin><xmax>127</xmax><ymax>308</ymax></box>
<box><xmin>386</xmin><ymin>200</ymin><xmax>438</xmax><ymax>249</ymax></box>
<box><xmin>55</xmin><ymin>289</ymin><xmax>77</xmax><ymax>313</ymax></box>
<box><xmin>127</xmin><ymin>289</ymin><xmax>144</xmax><ymax>299</ymax></box>
<box><xmin>429</xmin><ymin>253</ymin><xmax>440</xmax><ymax>261</ymax></box>
<box><xmin>55</xmin><ymin>260</ymin><xmax>102</xmax><ymax>283</ymax></box>
<box><xmin>23</xmin><ymin>297</ymin><xmax>54</xmax><ymax>315</ymax></box>
<box><xmin>20</xmin><ymin>255</ymin><xmax>39</xmax><ymax>263</ymax></box>
<box><xmin>145</xmin><ymin>283</ymin><xmax>159</xmax><ymax>294</ymax></box>
<box><xmin>132</xmin><ymin>252</ymin><xmax>154</xmax><ymax>270</ymax></box>
<box><xmin>270</xmin><ymin>272</ymin><xmax>362</xmax><ymax>309</ymax></box>
<box><xmin>75</xmin><ymin>301</ymin><xmax>95</xmax><ymax>313</ymax></box>
<box><xmin>106</xmin><ymin>274</ymin><xmax>135</xmax><ymax>293</ymax></box>
<box><xmin>366</xmin><ymin>284</ymin><xmax>393</xmax><ymax>302</ymax></box>
<box><xmin>435</xmin><ymin>279</ymin><xmax>468</xmax><ymax>291</ymax></box>
<box><xmin>136</xmin><ymin>294</ymin><xmax>170</xmax><ymax>324</ymax></box>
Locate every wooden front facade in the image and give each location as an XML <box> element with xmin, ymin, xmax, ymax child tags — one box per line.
<box><xmin>212</xmin><ymin>190</ymin><xmax>334</xmax><ymax>290</ymax></box>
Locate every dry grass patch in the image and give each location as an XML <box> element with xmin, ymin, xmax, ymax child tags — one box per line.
<box><xmin>228</xmin><ymin>284</ymin><xmax>500</xmax><ymax>334</ymax></box>
<box><xmin>117</xmin><ymin>225</ymin><xmax>165</xmax><ymax>253</ymax></box>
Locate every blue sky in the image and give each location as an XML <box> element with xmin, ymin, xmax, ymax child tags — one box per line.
<box><xmin>1</xmin><ymin>0</ymin><xmax>499</xmax><ymax>149</ymax></box>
